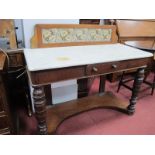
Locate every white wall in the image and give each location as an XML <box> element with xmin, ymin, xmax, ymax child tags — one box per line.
<box><xmin>14</xmin><ymin>19</ymin><xmax>25</xmax><ymax>48</ymax></box>
<box><xmin>22</xmin><ymin>19</ymin><xmax>79</xmax><ymax>48</ymax></box>
<box><xmin>22</xmin><ymin>19</ymin><xmax>79</xmax><ymax>109</ymax></box>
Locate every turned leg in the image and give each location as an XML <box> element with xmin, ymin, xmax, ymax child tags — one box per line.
<box><xmin>99</xmin><ymin>75</ymin><xmax>106</xmax><ymax>93</ymax></box>
<box><xmin>127</xmin><ymin>68</ymin><xmax>145</xmax><ymax>114</ymax></box>
<box><xmin>33</xmin><ymin>86</ymin><xmax>47</xmax><ymax>134</ymax></box>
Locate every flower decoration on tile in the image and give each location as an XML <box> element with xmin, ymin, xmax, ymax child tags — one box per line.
<box><xmin>42</xmin><ymin>28</ymin><xmax>112</xmax><ymax>44</ymax></box>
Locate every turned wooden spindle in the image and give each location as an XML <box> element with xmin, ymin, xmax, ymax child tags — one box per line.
<box><xmin>127</xmin><ymin>67</ymin><xmax>145</xmax><ymax>114</ymax></box>
<box><xmin>33</xmin><ymin>86</ymin><xmax>47</xmax><ymax>135</ymax></box>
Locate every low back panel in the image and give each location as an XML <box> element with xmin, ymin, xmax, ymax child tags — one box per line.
<box><xmin>31</xmin><ymin>24</ymin><xmax>118</xmax><ymax>48</ymax></box>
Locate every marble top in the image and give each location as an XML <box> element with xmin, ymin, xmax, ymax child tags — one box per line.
<box><xmin>24</xmin><ymin>43</ymin><xmax>153</xmax><ymax>71</ymax></box>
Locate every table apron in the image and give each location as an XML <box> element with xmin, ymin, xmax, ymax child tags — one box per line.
<box><xmin>29</xmin><ymin>58</ymin><xmax>149</xmax><ymax>86</ymax></box>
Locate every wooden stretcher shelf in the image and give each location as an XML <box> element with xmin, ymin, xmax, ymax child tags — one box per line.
<box><xmin>46</xmin><ymin>91</ymin><xmax>128</xmax><ymax>134</ymax></box>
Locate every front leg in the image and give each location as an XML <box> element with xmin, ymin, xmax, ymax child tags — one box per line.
<box><xmin>33</xmin><ymin>86</ymin><xmax>47</xmax><ymax>134</ymax></box>
<box><xmin>127</xmin><ymin>67</ymin><xmax>145</xmax><ymax>114</ymax></box>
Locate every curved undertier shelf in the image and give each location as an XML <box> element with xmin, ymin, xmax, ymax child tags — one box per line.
<box><xmin>46</xmin><ymin>91</ymin><xmax>129</xmax><ymax>134</ymax></box>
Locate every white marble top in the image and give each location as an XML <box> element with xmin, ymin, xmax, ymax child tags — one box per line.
<box><xmin>24</xmin><ymin>43</ymin><xmax>153</xmax><ymax>71</ymax></box>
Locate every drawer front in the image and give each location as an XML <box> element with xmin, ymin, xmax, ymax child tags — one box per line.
<box><xmin>0</xmin><ymin>115</ymin><xmax>9</xmax><ymax>130</ymax></box>
<box><xmin>31</xmin><ymin>66</ymin><xmax>85</xmax><ymax>85</ymax></box>
<box><xmin>86</xmin><ymin>58</ymin><xmax>148</xmax><ymax>76</ymax></box>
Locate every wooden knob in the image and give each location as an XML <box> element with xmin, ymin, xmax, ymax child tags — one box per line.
<box><xmin>92</xmin><ymin>67</ymin><xmax>98</xmax><ymax>72</ymax></box>
<box><xmin>112</xmin><ymin>64</ymin><xmax>117</xmax><ymax>69</ymax></box>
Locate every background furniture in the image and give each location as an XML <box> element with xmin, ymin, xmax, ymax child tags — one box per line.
<box><xmin>106</xmin><ymin>20</ymin><xmax>155</xmax><ymax>82</ymax></box>
<box><xmin>6</xmin><ymin>49</ymin><xmax>32</xmax><ymax>117</ymax></box>
<box><xmin>80</xmin><ymin>19</ymin><xmax>100</xmax><ymax>25</ymax></box>
<box><xmin>0</xmin><ymin>19</ymin><xmax>31</xmax><ymax>134</ymax></box>
<box><xmin>0</xmin><ymin>52</ymin><xmax>13</xmax><ymax>134</ymax></box>
<box><xmin>0</xmin><ymin>19</ymin><xmax>17</xmax><ymax>49</ymax></box>
<box><xmin>115</xmin><ymin>20</ymin><xmax>155</xmax><ymax>94</ymax></box>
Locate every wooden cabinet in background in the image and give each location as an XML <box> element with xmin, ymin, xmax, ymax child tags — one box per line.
<box><xmin>7</xmin><ymin>49</ymin><xmax>25</xmax><ymax>68</ymax></box>
<box><xmin>80</xmin><ymin>19</ymin><xmax>100</xmax><ymax>24</ymax></box>
<box><xmin>0</xmin><ymin>52</ymin><xmax>12</xmax><ymax>134</ymax></box>
<box><xmin>0</xmin><ymin>19</ymin><xmax>17</xmax><ymax>49</ymax></box>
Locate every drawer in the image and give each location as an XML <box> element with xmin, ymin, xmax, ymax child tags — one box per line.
<box><xmin>0</xmin><ymin>115</ymin><xmax>9</xmax><ymax>130</ymax></box>
<box><xmin>86</xmin><ymin>58</ymin><xmax>148</xmax><ymax>76</ymax></box>
<box><xmin>31</xmin><ymin>66</ymin><xmax>85</xmax><ymax>85</ymax></box>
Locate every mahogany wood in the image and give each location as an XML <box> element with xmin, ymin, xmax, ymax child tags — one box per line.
<box><xmin>46</xmin><ymin>91</ymin><xmax>128</xmax><ymax>134</ymax></box>
<box><xmin>30</xmin><ymin>66</ymin><xmax>85</xmax><ymax>85</ymax></box>
<box><xmin>127</xmin><ymin>68</ymin><xmax>145</xmax><ymax>114</ymax></box>
<box><xmin>31</xmin><ymin>24</ymin><xmax>118</xmax><ymax>99</ymax></box>
<box><xmin>30</xmin><ymin>58</ymin><xmax>149</xmax><ymax>85</ymax></box>
<box><xmin>29</xmin><ymin>57</ymin><xmax>149</xmax><ymax>134</ymax></box>
<box><xmin>33</xmin><ymin>86</ymin><xmax>47</xmax><ymax>134</ymax></box>
<box><xmin>28</xmin><ymin>23</ymin><xmax>151</xmax><ymax>134</ymax></box>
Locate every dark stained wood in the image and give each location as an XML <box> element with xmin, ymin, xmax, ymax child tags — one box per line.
<box><xmin>44</xmin><ymin>85</ymin><xmax>52</xmax><ymax>105</ymax></box>
<box><xmin>127</xmin><ymin>68</ymin><xmax>145</xmax><ymax>114</ymax></box>
<box><xmin>28</xmin><ymin>23</ymin><xmax>152</xmax><ymax>134</ymax></box>
<box><xmin>78</xmin><ymin>78</ymin><xmax>89</xmax><ymax>98</ymax></box>
<box><xmin>30</xmin><ymin>23</ymin><xmax>118</xmax><ymax>101</ymax></box>
<box><xmin>80</xmin><ymin>19</ymin><xmax>100</xmax><ymax>25</ymax></box>
<box><xmin>0</xmin><ymin>115</ymin><xmax>9</xmax><ymax>130</ymax></box>
<box><xmin>29</xmin><ymin>56</ymin><xmax>150</xmax><ymax>134</ymax></box>
<box><xmin>30</xmin><ymin>58</ymin><xmax>150</xmax><ymax>86</ymax></box>
<box><xmin>46</xmin><ymin>91</ymin><xmax>128</xmax><ymax>134</ymax></box>
<box><xmin>7</xmin><ymin>50</ymin><xmax>25</xmax><ymax>68</ymax></box>
<box><xmin>99</xmin><ymin>75</ymin><xmax>106</xmax><ymax>93</ymax></box>
<box><xmin>86</xmin><ymin>58</ymin><xmax>149</xmax><ymax>76</ymax></box>
<box><xmin>30</xmin><ymin>66</ymin><xmax>86</xmax><ymax>85</ymax></box>
<box><xmin>0</xmin><ymin>128</ymin><xmax>10</xmax><ymax>135</ymax></box>
<box><xmin>0</xmin><ymin>53</ymin><xmax>13</xmax><ymax>134</ymax></box>
<box><xmin>0</xmin><ymin>52</ymin><xmax>6</xmax><ymax>71</ymax></box>
<box><xmin>33</xmin><ymin>86</ymin><xmax>47</xmax><ymax>134</ymax></box>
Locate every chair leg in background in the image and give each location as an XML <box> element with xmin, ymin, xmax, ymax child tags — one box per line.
<box><xmin>151</xmin><ymin>73</ymin><xmax>155</xmax><ymax>95</ymax></box>
<box><xmin>117</xmin><ymin>71</ymin><xmax>125</xmax><ymax>93</ymax></box>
